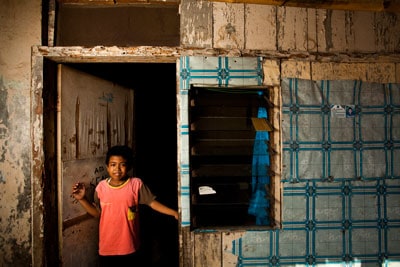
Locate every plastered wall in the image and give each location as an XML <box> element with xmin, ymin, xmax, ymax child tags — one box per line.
<box><xmin>1</xmin><ymin>0</ymin><xmax>400</xmax><ymax>266</ymax></box>
<box><xmin>0</xmin><ymin>1</ymin><xmax>41</xmax><ymax>266</ymax></box>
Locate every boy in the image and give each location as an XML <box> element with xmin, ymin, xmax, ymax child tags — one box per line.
<box><xmin>71</xmin><ymin>145</ymin><xmax>179</xmax><ymax>266</ymax></box>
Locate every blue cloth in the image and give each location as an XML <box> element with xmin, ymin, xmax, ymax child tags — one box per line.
<box><xmin>248</xmin><ymin>106</ymin><xmax>270</xmax><ymax>225</ymax></box>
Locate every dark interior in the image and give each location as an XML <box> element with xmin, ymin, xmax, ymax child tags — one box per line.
<box><xmin>43</xmin><ymin>62</ymin><xmax>178</xmax><ymax>266</ymax></box>
<box><xmin>189</xmin><ymin>87</ymin><xmax>271</xmax><ymax>229</ymax></box>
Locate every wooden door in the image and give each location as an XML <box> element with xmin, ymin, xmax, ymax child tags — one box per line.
<box><xmin>58</xmin><ymin>64</ymin><xmax>134</xmax><ymax>266</ymax></box>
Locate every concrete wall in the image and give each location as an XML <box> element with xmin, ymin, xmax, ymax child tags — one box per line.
<box><xmin>0</xmin><ymin>0</ymin><xmax>41</xmax><ymax>266</ymax></box>
<box><xmin>178</xmin><ymin>2</ymin><xmax>400</xmax><ymax>266</ymax></box>
<box><xmin>1</xmin><ymin>0</ymin><xmax>400</xmax><ymax>266</ymax></box>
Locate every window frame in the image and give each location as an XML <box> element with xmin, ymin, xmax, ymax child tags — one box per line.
<box><xmin>188</xmin><ymin>85</ymin><xmax>282</xmax><ymax>230</ymax></box>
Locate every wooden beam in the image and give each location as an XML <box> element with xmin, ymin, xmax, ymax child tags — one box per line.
<box><xmin>208</xmin><ymin>0</ymin><xmax>400</xmax><ymax>12</ymax></box>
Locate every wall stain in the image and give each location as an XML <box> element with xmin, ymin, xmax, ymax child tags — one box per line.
<box><xmin>323</xmin><ymin>10</ymin><xmax>333</xmax><ymax>51</ymax></box>
<box><xmin>0</xmin><ymin>75</ymin><xmax>32</xmax><ymax>266</ymax></box>
<box><xmin>17</xmin><ymin>151</ymin><xmax>31</xmax><ymax>214</ymax></box>
<box><xmin>0</xmin><ymin>76</ymin><xmax>9</xmax><ymax>163</ymax></box>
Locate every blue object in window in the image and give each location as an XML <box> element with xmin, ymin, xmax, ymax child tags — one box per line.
<box><xmin>248</xmin><ymin>106</ymin><xmax>270</xmax><ymax>225</ymax></box>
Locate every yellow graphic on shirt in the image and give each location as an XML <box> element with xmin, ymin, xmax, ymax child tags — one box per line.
<box><xmin>128</xmin><ymin>206</ymin><xmax>136</xmax><ymax>220</ymax></box>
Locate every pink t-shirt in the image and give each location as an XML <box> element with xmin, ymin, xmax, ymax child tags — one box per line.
<box><xmin>96</xmin><ymin>177</ymin><xmax>154</xmax><ymax>256</ymax></box>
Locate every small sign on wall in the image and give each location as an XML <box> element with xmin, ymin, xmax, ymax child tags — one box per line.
<box><xmin>331</xmin><ymin>104</ymin><xmax>355</xmax><ymax>118</ymax></box>
<box><xmin>345</xmin><ymin>105</ymin><xmax>355</xmax><ymax>117</ymax></box>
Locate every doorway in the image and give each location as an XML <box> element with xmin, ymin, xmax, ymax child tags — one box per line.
<box><xmin>42</xmin><ymin>61</ymin><xmax>178</xmax><ymax>266</ymax></box>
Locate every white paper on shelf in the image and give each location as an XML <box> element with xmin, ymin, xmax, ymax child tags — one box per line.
<box><xmin>198</xmin><ymin>186</ymin><xmax>216</xmax><ymax>195</ymax></box>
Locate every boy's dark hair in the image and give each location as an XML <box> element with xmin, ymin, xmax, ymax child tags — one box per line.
<box><xmin>105</xmin><ymin>145</ymin><xmax>134</xmax><ymax>169</ymax></box>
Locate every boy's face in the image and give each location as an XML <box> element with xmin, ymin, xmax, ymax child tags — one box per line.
<box><xmin>107</xmin><ymin>156</ymin><xmax>128</xmax><ymax>180</ymax></box>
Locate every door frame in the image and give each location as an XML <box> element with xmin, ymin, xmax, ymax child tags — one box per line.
<box><xmin>31</xmin><ymin>45</ymin><xmax>181</xmax><ymax>267</ymax></box>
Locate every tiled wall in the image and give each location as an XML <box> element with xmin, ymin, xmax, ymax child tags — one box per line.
<box><xmin>277</xmin><ymin>78</ymin><xmax>400</xmax><ymax>266</ymax></box>
<box><xmin>178</xmin><ymin>56</ymin><xmax>400</xmax><ymax>266</ymax></box>
<box><xmin>178</xmin><ymin>56</ymin><xmax>263</xmax><ymax>227</ymax></box>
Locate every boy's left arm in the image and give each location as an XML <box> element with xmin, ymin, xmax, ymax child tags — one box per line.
<box><xmin>149</xmin><ymin>200</ymin><xmax>179</xmax><ymax>220</ymax></box>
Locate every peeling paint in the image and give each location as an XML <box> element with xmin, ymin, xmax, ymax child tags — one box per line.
<box><xmin>1</xmin><ymin>1</ymin><xmax>400</xmax><ymax>267</ymax></box>
<box><xmin>180</xmin><ymin>0</ymin><xmax>213</xmax><ymax>48</ymax></box>
<box><xmin>0</xmin><ymin>73</ymin><xmax>32</xmax><ymax>265</ymax></box>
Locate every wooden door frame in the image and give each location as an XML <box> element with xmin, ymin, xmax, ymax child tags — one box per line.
<box><xmin>31</xmin><ymin>46</ymin><xmax>180</xmax><ymax>267</ymax></box>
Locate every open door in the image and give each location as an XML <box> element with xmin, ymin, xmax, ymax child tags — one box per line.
<box><xmin>58</xmin><ymin>64</ymin><xmax>134</xmax><ymax>266</ymax></box>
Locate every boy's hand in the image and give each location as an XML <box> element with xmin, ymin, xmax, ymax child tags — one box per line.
<box><xmin>71</xmin><ymin>182</ymin><xmax>86</xmax><ymax>201</ymax></box>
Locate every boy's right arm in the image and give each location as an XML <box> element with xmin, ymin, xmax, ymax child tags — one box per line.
<box><xmin>71</xmin><ymin>182</ymin><xmax>101</xmax><ymax>218</ymax></box>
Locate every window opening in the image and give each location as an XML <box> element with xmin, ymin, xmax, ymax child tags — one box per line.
<box><xmin>189</xmin><ymin>86</ymin><xmax>275</xmax><ymax>228</ymax></box>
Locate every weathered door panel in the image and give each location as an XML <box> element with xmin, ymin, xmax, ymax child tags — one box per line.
<box><xmin>58</xmin><ymin>64</ymin><xmax>134</xmax><ymax>266</ymax></box>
